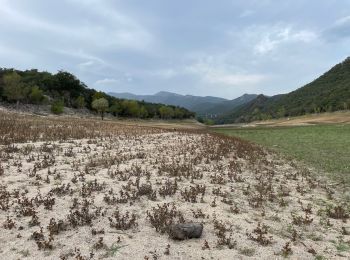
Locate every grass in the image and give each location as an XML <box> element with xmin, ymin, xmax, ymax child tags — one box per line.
<box><xmin>103</xmin><ymin>244</ymin><xmax>128</xmax><ymax>257</ymax></box>
<box><xmin>213</xmin><ymin>124</ymin><xmax>350</xmax><ymax>182</ymax></box>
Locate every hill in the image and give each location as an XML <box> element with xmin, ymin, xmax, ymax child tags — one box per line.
<box><xmin>217</xmin><ymin>57</ymin><xmax>350</xmax><ymax>123</ymax></box>
<box><xmin>109</xmin><ymin>91</ymin><xmax>227</xmax><ymax>112</ymax></box>
<box><xmin>193</xmin><ymin>93</ymin><xmax>258</xmax><ymax>116</ymax></box>
<box><xmin>0</xmin><ymin>68</ymin><xmax>194</xmax><ymax>119</ymax></box>
<box><xmin>109</xmin><ymin>91</ymin><xmax>257</xmax><ymax>116</ymax></box>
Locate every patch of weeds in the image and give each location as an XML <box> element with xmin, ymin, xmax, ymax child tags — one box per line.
<box><xmin>307</xmin><ymin>233</ymin><xmax>323</xmax><ymax>241</ymax></box>
<box><xmin>326</xmin><ymin>204</ymin><xmax>349</xmax><ymax>220</ymax></box>
<box><xmin>239</xmin><ymin>247</ymin><xmax>255</xmax><ymax>256</ymax></box>
<box><xmin>246</xmin><ymin>222</ymin><xmax>273</xmax><ymax>246</ymax></box>
<box><xmin>281</xmin><ymin>242</ymin><xmax>293</xmax><ymax>257</ymax></box>
<box><xmin>18</xmin><ymin>249</ymin><xmax>30</xmax><ymax>257</ymax></box>
<box><xmin>103</xmin><ymin>243</ymin><xmax>128</xmax><ymax>257</ymax></box>
<box><xmin>335</xmin><ymin>241</ymin><xmax>350</xmax><ymax>252</ymax></box>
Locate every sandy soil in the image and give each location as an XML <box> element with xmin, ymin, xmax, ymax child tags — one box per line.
<box><xmin>213</xmin><ymin>111</ymin><xmax>350</xmax><ymax>128</ymax></box>
<box><xmin>0</xmin><ymin>130</ymin><xmax>349</xmax><ymax>259</ymax></box>
<box><xmin>258</xmin><ymin>111</ymin><xmax>350</xmax><ymax>126</ymax></box>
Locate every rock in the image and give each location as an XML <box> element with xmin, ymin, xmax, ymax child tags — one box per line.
<box><xmin>168</xmin><ymin>223</ymin><xmax>203</xmax><ymax>240</ymax></box>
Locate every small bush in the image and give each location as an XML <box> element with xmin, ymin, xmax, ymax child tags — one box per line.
<box><xmin>51</xmin><ymin>100</ymin><xmax>64</xmax><ymax>114</ymax></box>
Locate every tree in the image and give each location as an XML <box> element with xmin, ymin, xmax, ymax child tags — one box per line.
<box><xmin>196</xmin><ymin>116</ymin><xmax>204</xmax><ymax>123</ymax></box>
<box><xmin>54</xmin><ymin>71</ymin><xmax>84</xmax><ymax>105</ymax></box>
<box><xmin>109</xmin><ymin>101</ymin><xmax>122</xmax><ymax>116</ymax></box>
<box><xmin>203</xmin><ymin>118</ymin><xmax>215</xmax><ymax>125</ymax></box>
<box><xmin>174</xmin><ymin>108</ymin><xmax>184</xmax><ymax>119</ymax></box>
<box><xmin>277</xmin><ymin>106</ymin><xmax>286</xmax><ymax>118</ymax></box>
<box><xmin>122</xmin><ymin>100</ymin><xmax>140</xmax><ymax>117</ymax></box>
<box><xmin>51</xmin><ymin>100</ymin><xmax>64</xmax><ymax>114</ymax></box>
<box><xmin>75</xmin><ymin>96</ymin><xmax>86</xmax><ymax>109</ymax></box>
<box><xmin>92</xmin><ymin>98</ymin><xmax>109</xmax><ymax>120</ymax></box>
<box><xmin>343</xmin><ymin>102</ymin><xmax>348</xmax><ymax>110</ymax></box>
<box><xmin>3</xmin><ymin>72</ymin><xmax>25</xmax><ymax>107</ymax></box>
<box><xmin>159</xmin><ymin>106</ymin><xmax>174</xmax><ymax>119</ymax></box>
<box><xmin>92</xmin><ymin>91</ymin><xmax>106</xmax><ymax>101</ymax></box>
<box><xmin>139</xmin><ymin>106</ymin><xmax>148</xmax><ymax>118</ymax></box>
<box><xmin>29</xmin><ymin>86</ymin><xmax>44</xmax><ymax>104</ymax></box>
<box><xmin>0</xmin><ymin>68</ymin><xmax>195</xmax><ymax>120</ymax></box>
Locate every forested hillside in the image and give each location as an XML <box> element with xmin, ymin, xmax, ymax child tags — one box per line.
<box><xmin>110</xmin><ymin>91</ymin><xmax>257</xmax><ymax>117</ymax></box>
<box><xmin>109</xmin><ymin>91</ymin><xmax>227</xmax><ymax>112</ymax></box>
<box><xmin>194</xmin><ymin>94</ymin><xmax>258</xmax><ymax>116</ymax></box>
<box><xmin>0</xmin><ymin>68</ymin><xmax>194</xmax><ymax>119</ymax></box>
<box><xmin>217</xmin><ymin>57</ymin><xmax>350</xmax><ymax>123</ymax></box>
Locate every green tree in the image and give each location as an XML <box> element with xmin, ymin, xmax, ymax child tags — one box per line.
<box><xmin>75</xmin><ymin>96</ymin><xmax>86</xmax><ymax>109</ymax></box>
<box><xmin>122</xmin><ymin>100</ymin><xmax>140</xmax><ymax>117</ymax></box>
<box><xmin>203</xmin><ymin>119</ymin><xmax>215</xmax><ymax>125</ymax></box>
<box><xmin>3</xmin><ymin>72</ymin><xmax>25</xmax><ymax>107</ymax></box>
<box><xmin>343</xmin><ymin>102</ymin><xmax>348</xmax><ymax>110</ymax></box>
<box><xmin>159</xmin><ymin>106</ymin><xmax>174</xmax><ymax>119</ymax></box>
<box><xmin>109</xmin><ymin>101</ymin><xmax>122</xmax><ymax>116</ymax></box>
<box><xmin>174</xmin><ymin>108</ymin><xmax>184</xmax><ymax>119</ymax></box>
<box><xmin>51</xmin><ymin>99</ymin><xmax>64</xmax><ymax>114</ymax></box>
<box><xmin>29</xmin><ymin>86</ymin><xmax>44</xmax><ymax>104</ymax></box>
<box><xmin>92</xmin><ymin>98</ymin><xmax>109</xmax><ymax>120</ymax></box>
<box><xmin>277</xmin><ymin>106</ymin><xmax>286</xmax><ymax>118</ymax></box>
<box><xmin>196</xmin><ymin>116</ymin><xmax>204</xmax><ymax>123</ymax></box>
<box><xmin>139</xmin><ymin>106</ymin><xmax>148</xmax><ymax>118</ymax></box>
<box><xmin>92</xmin><ymin>91</ymin><xmax>106</xmax><ymax>101</ymax></box>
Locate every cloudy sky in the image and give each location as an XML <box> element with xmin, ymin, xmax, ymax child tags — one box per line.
<box><xmin>1</xmin><ymin>0</ymin><xmax>350</xmax><ymax>99</ymax></box>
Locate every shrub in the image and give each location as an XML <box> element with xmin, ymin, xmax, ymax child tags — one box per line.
<box><xmin>51</xmin><ymin>100</ymin><xmax>64</xmax><ymax>114</ymax></box>
<box><xmin>92</xmin><ymin>98</ymin><xmax>109</xmax><ymax>120</ymax></box>
<box><xmin>29</xmin><ymin>86</ymin><xmax>44</xmax><ymax>104</ymax></box>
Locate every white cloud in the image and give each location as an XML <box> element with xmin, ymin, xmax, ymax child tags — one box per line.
<box><xmin>0</xmin><ymin>0</ymin><xmax>348</xmax><ymax>98</ymax></box>
<box><xmin>334</xmin><ymin>16</ymin><xmax>350</xmax><ymax>26</ymax></box>
<box><xmin>253</xmin><ymin>26</ymin><xmax>318</xmax><ymax>55</ymax></box>
<box><xmin>65</xmin><ymin>0</ymin><xmax>154</xmax><ymax>50</ymax></box>
<box><xmin>51</xmin><ymin>48</ymin><xmax>109</xmax><ymax>72</ymax></box>
<box><xmin>78</xmin><ymin>60</ymin><xmax>95</xmax><ymax>68</ymax></box>
<box><xmin>186</xmin><ymin>60</ymin><xmax>267</xmax><ymax>86</ymax></box>
<box><xmin>0</xmin><ymin>0</ymin><xmax>153</xmax><ymax>51</ymax></box>
<box><xmin>95</xmin><ymin>78</ymin><xmax>120</xmax><ymax>85</ymax></box>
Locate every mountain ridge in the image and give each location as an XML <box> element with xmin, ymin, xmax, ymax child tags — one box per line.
<box><xmin>216</xmin><ymin>57</ymin><xmax>350</xmax><ymax>124</ymax></box>
<box><xmin>109</xmin><ymin>91</ymin><xmax>257</xmax><ymax>115</ymax></box>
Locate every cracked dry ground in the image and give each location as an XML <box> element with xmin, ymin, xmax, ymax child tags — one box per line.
<box><xmin>0</xmin><ymin>114</ymin><xmax>349</xmax><ymax>259</ymax></box>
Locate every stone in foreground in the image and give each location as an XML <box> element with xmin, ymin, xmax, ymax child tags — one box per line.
<box><xmin>169</xmin><ymin>223</ymin><xmax>203</xmax><ymax>240</ymax></box>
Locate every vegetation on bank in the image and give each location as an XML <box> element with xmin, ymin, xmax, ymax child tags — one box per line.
<box><xmin>214</xmin><ymin>124</ymin><xmax>350</xmax><ymax>182</ymax></box>
<box><xmin>0</xmin><ymin>68</ymin><xmax>195</xmax><ymax>119</ymax></box>
<box><xmin>197</xmin><ymin>116</ymin><xmax>215</xmax><ymax>125</ymax></box>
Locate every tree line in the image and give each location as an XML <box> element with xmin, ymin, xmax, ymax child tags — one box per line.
<box><xmin>0</xmin><ymin>68</ymin><xmax>195</xmax><ymax>120</ymax></box>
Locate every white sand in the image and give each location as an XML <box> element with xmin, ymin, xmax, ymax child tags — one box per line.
<box><xmin>0</xmin><ymin>131</ymin><xmax>349</xmax><ymax>260</ymax></box>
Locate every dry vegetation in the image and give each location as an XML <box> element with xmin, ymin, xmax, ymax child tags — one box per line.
<box><xmin>0</xmin><ymin>110</ymin><xmax>349</xmax><ymax>259</ymax></box>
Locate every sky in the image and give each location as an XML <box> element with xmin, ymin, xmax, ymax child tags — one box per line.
<box><xmin>0</xmin><ymin>0</ymin><xmax>350</xmax><ymax>99</ymax></box>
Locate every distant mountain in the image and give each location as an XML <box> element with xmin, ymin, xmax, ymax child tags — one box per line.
<box><xmin>217</xmin><ymin>57</ymin><xmax>350</xmax><ymax>124</ymax></box>
<box><xmin>193</xmin><ymin>94</ymin><xmax>258</xmax><ymax>116</ymax></box>
<box><xmin>109</xmin><ymin>91</ymin><xmax>227</xmax><ymax>112</ymax></box>
<box><xmin>109</xmin><ymin>91</ymin><xmax>257</xmax><ymax>116</ymax></box>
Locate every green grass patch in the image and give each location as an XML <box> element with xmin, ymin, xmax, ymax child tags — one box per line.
<box><xmin>213</xmin><ymin>124</ymin><xmax>350</xmax><ymax>181</ymax></box>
